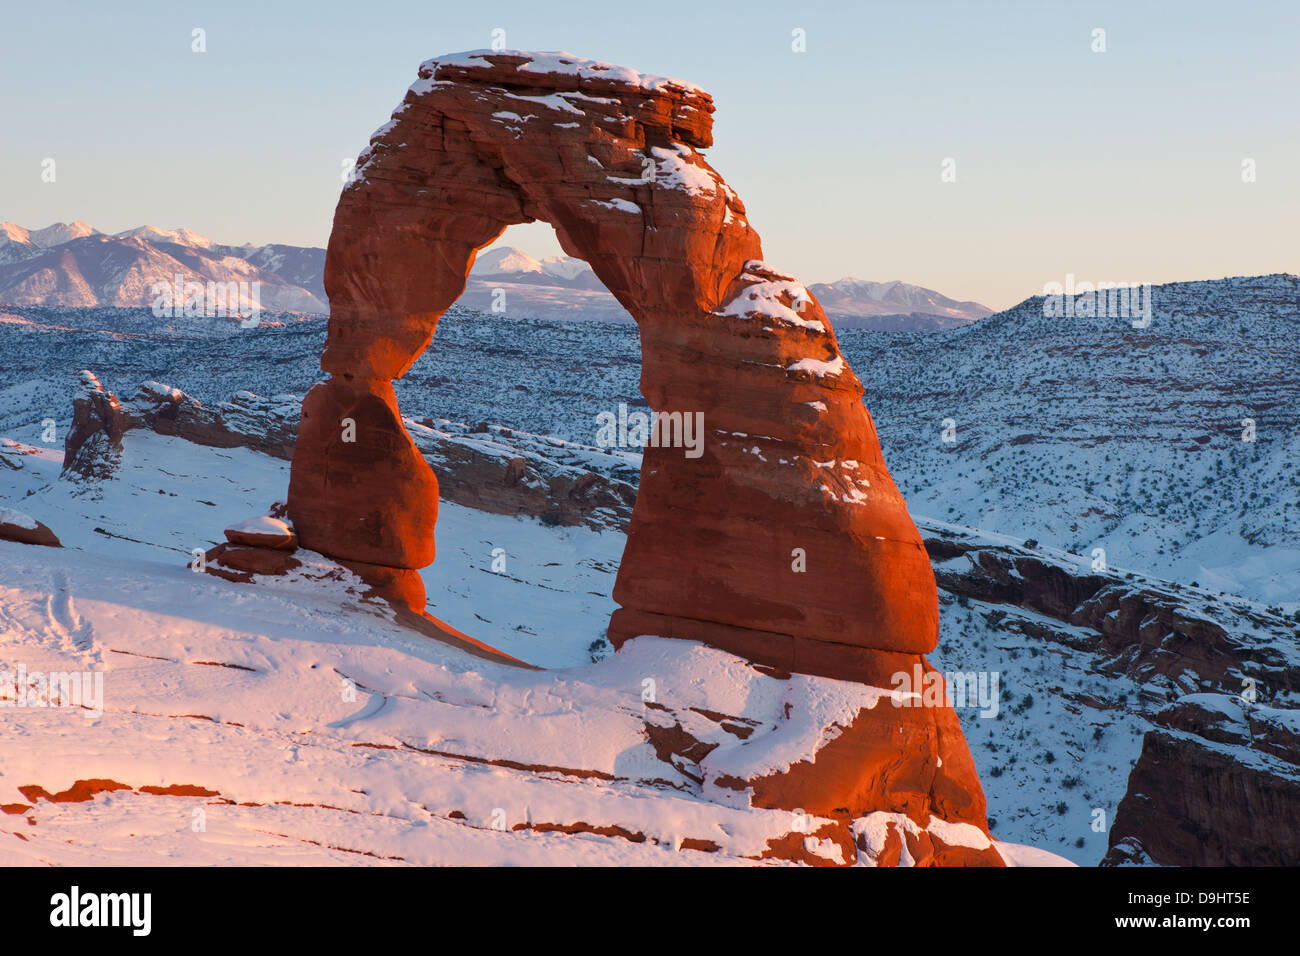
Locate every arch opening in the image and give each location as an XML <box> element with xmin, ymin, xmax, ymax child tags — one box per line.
<box><xmin>394</xmin><ymin>221</ymin><xmax>645</xmax><ymax>668</ymax></box>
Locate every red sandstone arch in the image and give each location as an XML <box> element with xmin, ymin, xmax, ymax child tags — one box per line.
<box><xmin>286</xmin><ymin>50</ymin><xmax>940</xmax><ymax>682</ymax></box>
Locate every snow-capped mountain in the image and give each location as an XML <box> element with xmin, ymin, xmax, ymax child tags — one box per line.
<box><xmin>807</xmin><ymin>278</ymin><xmax>993</xmax><ymax>330</ymax></box>
<box><xmin>0</xmin><ymin>221</ymin><xmax>100</xmax><ymax>264</ymax></box>
<box><xmin>460</xmin><ymin>245</ymin><xmax>626</xmax><ymax>320</ymax></box>
<box><xmin>465</xmin><ymin>246</ymin><xmax>993</xmax><ymax>328</ymax></box>
<box><xmin>2</xmin><ymin>226</ymin><xmax>989</xmax><ymax>330</ymax></box>
<box><xmin>241</xmin><ymin>244</ymin><xmax>327</xmax><ymax>302</ymax></box>
<box><xmin>0</xmin><ymin>223</ymin><xmax>327</xmax><ymax>313</ymax></box>
<box><xmin>471</xmin><ymin>246</ymin><xmax>601</xmax><ymax>284</ymax></box>
<box><xmin>112</xmin><ymin>224</ymin><xmax>221</xmax><ymax>249</ymax></box>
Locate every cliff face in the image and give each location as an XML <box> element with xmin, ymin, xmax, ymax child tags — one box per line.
<box><xmin>925</xmin><ymin>527</ymin><xmax>1298</xmax><ymax>700</ymax></box>
<box><xmin>924</xmin><ymin>522</ymin><xmax>1300</xmax><ymax>866</ymax></box>
<box><xmin>1104</xmin><ymin>696</ymin><xmax>1300</xmax><ymax>866</ymax></box>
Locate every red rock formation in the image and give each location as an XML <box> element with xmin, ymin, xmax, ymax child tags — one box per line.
<box><xmin>1104</xmin><ymin>695</ymin><xmax>1300</xmax><ymax>866</ymax></box>
<box><xmin>290</xmin><ymin>378</ymin><xmax>439</xmax><ymax>568</ymax></box>
<box><xmin>287</xmin><ymin>49</ymin><xmax>939</xmax><ymax>676</ymax></box>
<box><xmin>709</xmin><ymin>657</ymin><xmax>1002</xmax><ymax>866</ymax></box>
<box><xmin>62</xmin><ymin>377</ymin><xmax>300</xmax><ymax>475</ymax></box>
<box><xmin>61</xmin><ymin>375</ymin><xmax>635</xmax><ymax>533</ymax></box>
<box><xmin>224</xmin><ymin>516</ymin><xmax>296</xmax><ymax>550</ymax></box>
<box><xmin>731</xmin><ymin>672</ymin><xmax>987</xmax><ymax>827</ymax></box>
<box><xmin>62</xmin><ymin>371</ymin><xmax>125</xmax><ymax>481</ymax></box>
<box><xmin>0</xmin><ymin>509</ymin><xmax>61</xmax><ymax>547</ymax></box>
<box><xmin>203</xmin><ymin>543</ymin><xmax>303</xmax><ymax>582</ymax></box>
<box><xmin>640</xmin><ymin>659</ymin><xmax>1001</xmax><ymax>866</ymax></box>
<box><xmin>272</xmin><ymin>49</ymin><xmax>994</xmax><ymax>860</ymax></box>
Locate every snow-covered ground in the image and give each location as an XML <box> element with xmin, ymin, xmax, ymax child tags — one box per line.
<box><xmin>5</xmin><ymin>273</ymin><xmax>1296</xmax><ymax>607</ymax></box>
<box><xmin>861</xmin><ymin>275</ymin><xmax>1300</xmax><ymax>607</ymax></box>
<box><xmin>0</xmin><ymin>539</ymin><xmax>792</xmax><ymax>866</ymax></box>
<box><xmin>3</xmin><ymin>274</ymin><xmax>1295</xmax><ymax>865</ymax></box>
<box><xmin>0</xmin><ymin>427</ymin><xmax>621</xmax><ymax>670</ymax></box>
<box><xmin>0</xmin><ymin>430</ymin><xmax>1065</xmax><ymax>865</ymax></box>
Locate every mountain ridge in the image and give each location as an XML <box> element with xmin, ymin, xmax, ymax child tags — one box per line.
<box><xmin>0</xmin><ymin>222</ymin><xmax>327</xmax><ymax>313</ymax></box>
<box><xmin>0</xmin><ymin>224</ymin><xmax>991</xmax><ymax>329</ymax></box>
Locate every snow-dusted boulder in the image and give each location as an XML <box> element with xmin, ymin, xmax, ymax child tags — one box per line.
<box><xmin>224</xmin><ymin>515</ymin><xmax>296</xmax><ymax>551</ymax></box>
<box><xmin>0</xmin><ymin>506</ymin><xmax>60</xmax><ymax>547</ymax></box>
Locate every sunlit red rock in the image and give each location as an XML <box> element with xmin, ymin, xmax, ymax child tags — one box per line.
<box><xmin>288</xmin><ymin>378</ymin><xmax>438</xmax><ymax>569</ymax></box>
<box><xmin>62</xmin><ymin>370</ymin><xmax>126</xmax><ymax>480</ymax></box>
<box><xmin>290</xmin><ymin>50</ymin><xmax>938</xmax><ymax>669</ymax></box>
<box><xmin>273</xmin><ymin>49</ymin><xmax>992</xmax><ymax>860</ymax></box>
<box><xmin>224</xmin><ymin>516</ymin><xmax>296</xmax><ymax>551</ymax></box>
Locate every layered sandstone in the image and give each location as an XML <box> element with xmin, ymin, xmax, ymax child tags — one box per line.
<box><xmin>924</xmin><ymin>519</ymin><xmax>1300</xmax><ymax>865</ymax></box>
<box><xmin>0</xmin><ymin>507</ymin><xmax>60</xmax><ymax>547</ymax></box>
<box><xmin>1103</xmin><ymin>695</ymin><xmax>1300</xmax><ymax>866</ymax></box>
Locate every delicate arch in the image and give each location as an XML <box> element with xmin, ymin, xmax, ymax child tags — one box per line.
<box><xmin>287</xmin><ymin>51</ymin><xmax>939</xmax><ymax>680</ymax></box>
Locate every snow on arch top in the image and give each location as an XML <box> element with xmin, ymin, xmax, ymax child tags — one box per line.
<box><xmin>417</xmin><ymin>49</ymin><xmax>715</xmax><ymax>147</ymax></box>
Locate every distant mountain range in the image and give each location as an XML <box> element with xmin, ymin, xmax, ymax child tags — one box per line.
<box><xmin>463</xmin><ymin>246</ymin><xmax>992</xmax><ymax>328</ymax></box>
<box><xmin>806</xmin><ymin>278</ymin><xmax>993</xmax><ymax>330</ymax></box>
<box><xmin>460</xmin><ymin>245</ymin><xmax>633</xmax><ymax>322</ymax></box>
<box><xmin>0</xmin><ymin>223</ymin><xmax>326</xmax><ymax>313</ymax></box>
<box><xmin>0</xmin><ymin>224</ymin><xmax>992</xmax><ymax>329</ymax></box>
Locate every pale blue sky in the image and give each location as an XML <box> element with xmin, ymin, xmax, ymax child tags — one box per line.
<box><xmin>3</xmin><ymin>0</ymin><xmax>1297</xmax><ymax>308</ymax></box>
